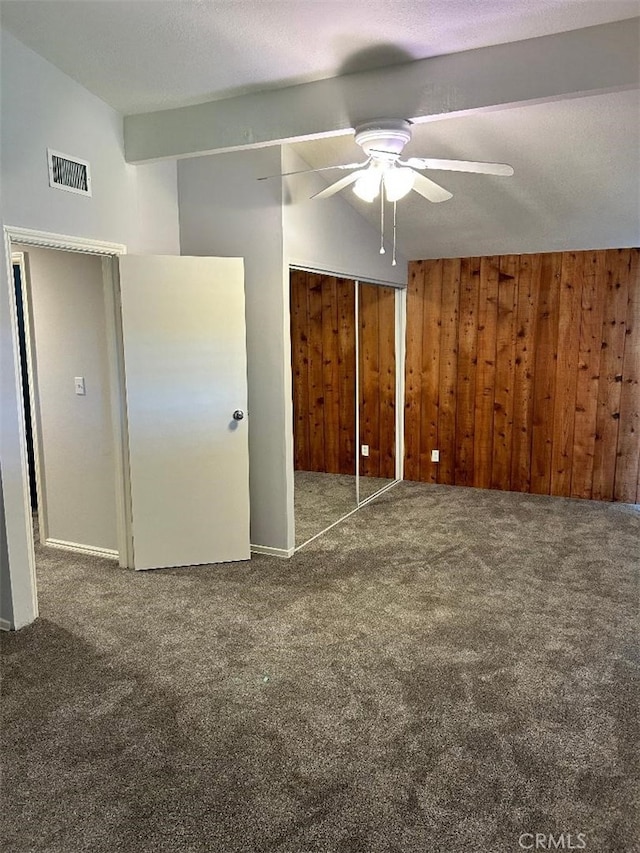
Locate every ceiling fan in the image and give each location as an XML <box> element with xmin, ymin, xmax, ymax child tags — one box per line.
<box><xmin>260</xmin><ymin>119</ymin><xmax>514</xmax><ymax>205</ymax></box>
<box><xmin>260</xmin><ymin>119</ymin><xmax>514</xmax><ymax>265</ymax></box>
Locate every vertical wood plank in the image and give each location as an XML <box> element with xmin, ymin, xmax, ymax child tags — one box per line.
<box><xmin>491</xmin><ymin>255</ymin><xmax>519</xmax><ymax>491</ymax></box>
<box><xmin>289</xmin><ymin>269</ymin><xmax>311</xmax><ymax>471</ymax></box>
<box><xmin>530</xmin><ymin>252</ymin><xmax>562</xmax><ymax>494</ymax></box>
<box><xmin>571</xmin><ymin>251</ymin><xmax>608</xmax><ymax>499</ymax></box>
<box><xmin>378</xmin><ymin>285</ymin><xmax>397</xmax><ymax>479</ymax></box>
<box><xmin>510</xmin><ymin>253</ymin><xmax>540</xmax><ymax>493</ymax></box>
<box><xmin>455</xmin><ymin>257</ymin><xmax>480</xmax><ymax>485</ymax></box>
<box><xmin>307</xmin><ymin>272</ymin><xmax>326</xmax><ymax>472</ymax></box>
<box><xmin>593</xmin><ymin>249</ymin><xmax>632</xmax><ymax>500</ymax></box>
<box><xmin>473</xmin><ymin>256</ymin><xmax>499</xmax><ymax>489</ymax></box>
<box><xmin>614</xmin><ymin>249</ymin><xmax>640</xmax><ymax>503</ymax></box>
<box><xmin>419</xmin><ymin>260</ymin><xmax>443</xmax><ymax>483</ymax></box>
<box><xmin>359</xmin><ymin>283</ymin><xmax>381</xmax><ymax>478</ymax></box>
<box><xmin>404</xmin><ymin>263</ymin><xmax>424</xmax><ymax>481</ymax></box>
<box><xmin>405</xmin><ymin>249</ymin><xmax>637</xmax><ymax>503</ymax></box>
<box><xmin>337</xmin><ymin>277</ymin><xmax>356</xmax><ymax>475</ymax></box>
<box><xmin>437</xmin><ymin>258</ymin><xmax>461</xmax><ymax>484</ymax></box>
<box><xmin>321</xmin><ymin>276</ymin><xmax>341</xmax><ymax>474</ymax></box>
<box><xmin>550</xmin><ymin>252</ymin><xmax>584</xmax><ymax>496</ymax></box>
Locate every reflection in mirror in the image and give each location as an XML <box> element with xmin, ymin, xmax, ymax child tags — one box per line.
<box><xmin>290</xmin><ymin>269</ymin><xmax>357</xmax><ymax>546</ymax></box>
<box><xmin>358</xmin><ymin>282</ymin><xmax>396</xmax><ymax>503</ymax></box>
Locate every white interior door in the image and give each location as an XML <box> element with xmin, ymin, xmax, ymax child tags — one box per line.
<box><xmin>118</xmin><ymin>255</ymin><xmax>250</xmax><ymax>570</ymax></box>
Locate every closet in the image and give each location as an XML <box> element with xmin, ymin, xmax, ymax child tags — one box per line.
<box><xmin>290</xmin><ymin>268</ymin><xmax>400</xmax><ymax>547</ymax></box>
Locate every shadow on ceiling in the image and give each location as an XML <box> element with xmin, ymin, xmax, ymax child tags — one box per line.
<box><xmin>337</xmin><ymin>44</ymin><xmax>419</xmax><ymax>127</ymax></box>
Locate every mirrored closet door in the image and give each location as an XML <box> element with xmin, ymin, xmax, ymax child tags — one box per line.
<box><xmin>290</xmin><ymin>269</ymin><xmax>402</xmax><ymax>548</ymax></box>
<box><xmin>357</xmin><ymin>282</ymin><xmax>397</xmax><ymax>503</ymax></box>
<box><xmin>290</xmin><ymin>270</ymin><xmax>358</xmax><ymax>546</ymax></box>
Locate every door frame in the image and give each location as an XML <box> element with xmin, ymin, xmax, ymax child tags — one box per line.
<box><xmin>2</xmin><ymin>225</ymin><xmax>130</xmax><ymax>628</ymax></box>
<box><xmin>10</xmin><ymin>251</ymin><xmax>49</xmax><ymax>540</ymax></box>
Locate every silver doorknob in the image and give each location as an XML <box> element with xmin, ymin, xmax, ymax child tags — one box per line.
<box><xmin>232</xmin><ymin>410</ymin><xmax>245</xmax><ymax>421</ymax></box>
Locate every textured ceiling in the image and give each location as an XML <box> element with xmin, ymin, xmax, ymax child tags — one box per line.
<box><xmin>1</xmin><ymin>0</ymin><xmax>638</xmax><ymax>114</ymax></box>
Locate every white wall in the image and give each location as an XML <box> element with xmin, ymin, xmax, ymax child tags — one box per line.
<box><xmin>132</xmin><ymin>163</ymin><xmax>182</xmax><ymax>256</ymax></box>
<box><xmin>282</xmin><ymin>146</ymin><xmax>408</xmax><ymax>286</ymax></box>
<box><xmin>177</xmin><ymin>148</ymin><xmax>294</xmax><ymax>553</ymax></box>
<box><xmin>1</xmin><ymin>28</ymin><xmax>181</xmax><ymax>627</ymax></box>
<box><xmin>1</xmin><ymin>29</ymin><xmax>180</xmax><ymax>253</ymax></box>
<box><xmin>16</xmin><ymin>245</ymin><xmax>117</xmax><ymax>551</ymax></box>
<box><xmin>0</xmin><ymin>471</ymin><xmax>13</xmax><ymax>628</ymax></box>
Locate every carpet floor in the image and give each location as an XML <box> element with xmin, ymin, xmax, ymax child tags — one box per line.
<box><xmin>294</xmin><ymin>471</ymin><xmax>393</xmax><ymax>546</ymax></box>
<box><xmin>1</xmin><ymin>482</ymin><xmax>639</xmax><ymax>852</ymax></box>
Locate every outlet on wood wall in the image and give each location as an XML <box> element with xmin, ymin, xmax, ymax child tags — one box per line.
<box><xmin>404</xmin><ymin>248</ymin><xmax>640</xmax><ymax>503</ymax></box>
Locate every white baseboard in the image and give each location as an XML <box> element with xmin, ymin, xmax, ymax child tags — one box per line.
<box><xmin>0</xmin><ymin>618</ymin><xmax>13</xmax><ymax>631</ymax></box>
<box><xmin>44</xmin><ymin>538</ymin><xmax>119</xmax><ymax>560</ymax></box>
<box><xmin>250</xmin><ymin>543</ymin><xmax>294</xmax><ymax>559</ymax></box>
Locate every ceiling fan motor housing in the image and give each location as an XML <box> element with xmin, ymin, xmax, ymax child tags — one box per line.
<box><xmin>354</xmin><ymin>120</ymin><xmax>412</xmax><ymax>159</ymax></box>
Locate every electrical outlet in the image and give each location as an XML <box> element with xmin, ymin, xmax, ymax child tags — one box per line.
<box><xmin>431</xmin><ymin>449</ymin><xmax>440</xmax><ymax>463</ymax></box>
<box><xmin>361</xmin><ymin>444</ymin><xmax>369</xmax><ymax>457</ymax></box>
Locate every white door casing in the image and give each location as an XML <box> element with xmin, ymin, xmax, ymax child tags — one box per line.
<box><xmin>118</xmin><ymin>255</ymin><xmax>250</xmax><ymax>569</ymax></box>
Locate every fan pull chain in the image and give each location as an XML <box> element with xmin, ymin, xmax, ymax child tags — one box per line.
<box><xmin>392</xmin><ymin>201</ymin><xmax>397</xmax><ymax>266</ymax></box>
<box><xmin>379</xmin><ymin>191</ymin><xmax>385</xmax><ymax>255</ymax></box>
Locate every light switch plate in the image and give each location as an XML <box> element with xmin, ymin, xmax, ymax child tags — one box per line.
<box><xmin>361</xmin><ymin>444</ymin><xmax>369</xmax><ymax>457</ymax></box>
<box><xmin>431</xmin><ymin>449</ymin><xmax>440</xmax><ymax>463</ymax></box>
<box><xmin>74</xmin><ymin>376</ymin><xmax>86</xmax><ymax>395</ymax></box>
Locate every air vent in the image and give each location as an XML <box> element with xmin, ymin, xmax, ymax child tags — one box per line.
<box><xmin>47</xmin><ymin>149</ymin><xmax>92</xmax><ymax>196</ymax></box>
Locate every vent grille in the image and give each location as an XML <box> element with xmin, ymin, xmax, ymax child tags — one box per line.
<box><xmin>47</xmin><ymin>149</ymin><xmax>92</xmax><ymax>196</ymax></box>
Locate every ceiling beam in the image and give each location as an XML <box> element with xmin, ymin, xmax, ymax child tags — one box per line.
<box><xmin>124</xmin><ymin>18</ymin><xmax>639</xmax><ymax>163</ymax></box>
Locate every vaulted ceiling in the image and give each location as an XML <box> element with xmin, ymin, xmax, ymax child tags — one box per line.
<box><xmin>2</xmin><ymin>0</ymin><xmax>639</xmax><ymax>260</ymax></box>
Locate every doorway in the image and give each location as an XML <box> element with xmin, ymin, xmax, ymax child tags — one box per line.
<box><xmin>4</xmin><ymin>227</ymin><xmax>254</xmax><ymax>628</ymax></box>
<box><xmin>10</xmin><ymin>244</ymin><xmax>121</xmax><ymax>560</ymax></box>
<box><xmin>2</xmin><ymin>226</ymin><xmax>129</xmax><ymax>628</ymax></box>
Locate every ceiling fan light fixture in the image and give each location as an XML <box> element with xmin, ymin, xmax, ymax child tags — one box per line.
<box><xmin>354</xmin><ymin>120</ymin><xmax>412</xmax><ymax>157</ymax></box>
<box><xmin>353</xmin><ymin>169</ymin><xmax>382</xmax><ymax>202</ymax></box>
<box><xmin>384</xmin><ymin>167</ymin><xmax>415</xmax><ymax>202</ymax></box>
<box><xmin>259</xmin><ymin>117</ymin><xmax>515</xmax><ymax>265</ymax></box>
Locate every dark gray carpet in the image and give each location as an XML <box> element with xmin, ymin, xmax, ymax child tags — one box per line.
<box><xmin>2</xmin><ymin>482</ymin><xmax>639</xmax><ymax>852</ymax></box>
<box><xmin>294</xmin><ymin>471</ymin><xmax>393</xmax><ymax>546</ymax></box>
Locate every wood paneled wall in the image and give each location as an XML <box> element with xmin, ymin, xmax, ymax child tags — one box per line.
<box><xmin>405</xmin><ymin>249</ymin><xmax>640</xmax><ymax>503</ymax></box>
<box><xmin>291</xmin><ymin>270</ymin><xmax>356</xmax><ymax>474</ymax></box>
<box><xmin>359</xmin><ymin>283</ymin><xmax>396</xmax><ymax>479</ymax></box>
<box><xmin>290</xmin><ymin>271</ymin><xmax>396</xmax><ymax>478</ymax></box>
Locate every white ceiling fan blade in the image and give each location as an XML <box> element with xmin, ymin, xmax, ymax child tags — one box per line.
<box><xmin>258</xmin><ymin>161</ymin><xmax>367</xmax><ymax>181</ymax></box>
<box><xmin>403</xmin><ymin>157</ymin><xmax>514</xmax><ymax>176</ymax></box>
<box><xmin>311</xmin><ymin>170</ymin><xmax>365</xmax><ymax>200</ymax></box>
<box><xmin>411</xmin><ymin>172</ymin><xmax>453</xmax><ymax>203</ymax></box>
